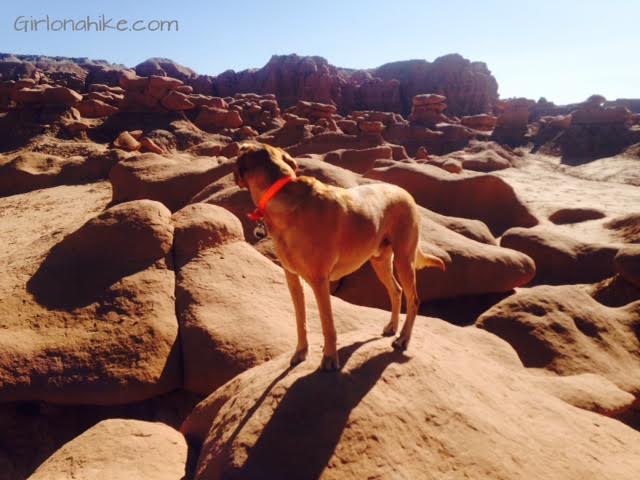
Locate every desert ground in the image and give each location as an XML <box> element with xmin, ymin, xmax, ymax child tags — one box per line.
<box><xmin>0</xmin><ymin>53</ymin><xmax>639</xmax><ymax>479</ymax></box>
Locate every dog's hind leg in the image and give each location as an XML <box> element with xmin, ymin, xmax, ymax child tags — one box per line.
<box><xmin>370</xmin><ymin>245</ymin><xmax>403</xmax><ymax>337</ymax></box>
<box><xmin>308</xmin><ymin>275</ymin><xmax>339</xmax><ymax>371</ymax></box>
<box><xmin>285</xmin><ymin>269</ymin><xmax>308</xmax><ymax>366</ymax></box>
<box><xmin>391</xmin><ymin>253</ymin><xmax>420</xmax><ymax>351</ymax></box>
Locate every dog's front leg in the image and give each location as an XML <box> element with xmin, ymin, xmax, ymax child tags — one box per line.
<box><xmin>308</xmin><ymin>276</ymin><xmax>339</xmax><ymax>371</ymax></box>
<box><xmin>285</xmin><ymin>269</ymin><xmax>308</xmax><ymax>366</ymax></box>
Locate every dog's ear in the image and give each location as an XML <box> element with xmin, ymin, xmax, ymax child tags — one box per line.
<box><xmin>281</xmin><ymin>151</ymin><xmax>298</xmax><ymax>173</ymax></box>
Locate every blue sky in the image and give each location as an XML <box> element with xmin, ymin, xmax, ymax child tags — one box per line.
<box><xmin>2</xmin><ymin>0</ymin><xmax>638</xmax><ymax>104</ymax></box>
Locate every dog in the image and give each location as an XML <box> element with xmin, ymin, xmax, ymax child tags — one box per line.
<box><xmin>233</xmin><ymin>143</ymin><xmax>445</xmax><ymax>370</ymax></box>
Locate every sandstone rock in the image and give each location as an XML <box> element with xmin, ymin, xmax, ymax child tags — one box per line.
<box><xmin>364</xmin><ymin>161</ymin><xmax>538</xmax><ymax>234</ymax></box>
<box><xmin>182</xmin><ymin>326</ymin><xmax>640</xmax><ymax>479</ymax></box>
<box><xmin>76</xmin><ymin>98</ymin><xmax>118</xmax><ymax>118</ymax></box>
<box><xmin>461</xmin><ymin>113</ymin><xmax>497</xmax><ymax>130</ymax></box>
<box><xmin>605</xmin><ymin>214</ymin><xmax>640</xmax><ymax>243</ymax></box>
<box><xmin>195</xmin><ymin>106</ymin><xmax>243</xmax><ymax>130</ymax></box>
<box><xmin>409</xmin><ymin>94</ymin><xmax>448</xmax><ymax>126</ymax></box>
<box><xmin>149</xmin><ymin>74</ymin><xmax>184</xmax><ymax>91</ymax></box>
<box><xmin>109</xmin><ymin>152</ymin><xmax>233</xmax><ymax>211</ymax></box>
<box><xmin>440</xmin><ymin>141</ymin><xmax>515</xmax><ymax>172</ymax></box>
<box><xmin>501</xmin><ymin>226</ymin><xmax>618</xmax><ymax>285</ymax></box>
<box><xmin>491</xmin><ymin>98</ymin><xmax>534</xmax><ymax>146</ymax></box>
<box><xmin>571</xmin><ymin>105</ymin><xmax>631</xmax><ymax>125</ymax></box>
<box><xmin>283</xmin><ymin>112</ymin><xmax>309</xmax><ymax>126</ymax></box>
<box><xmin>412</xmin><ymin>93</ymin><xmax>447</xmax><ymax>105</ymax></box>
<box><xmin>139</xmin><ymin>136</ymin><xmax>165</xmax><ymax>154</ymax></box>
<box><xmin>135</xmin><ymin>58</ymin><xmax>196</xmax><ymax>82</ymax></box>
<box><xmin>29</xmin><ymin>419</ymin><xmax>187</xmax><ymax>480</ymax></box>
<box><xmin>0</xmin><ymin>192</ymin><xmax>181</xmax><ymax>404</ymax></box>
<box><xmin>161</xmin><ymin>90</ymin><xmax>195</xmax><ymax>111</ymax></box>
<box><xmin>119</xmin><ymin>70</ymin><xmax>149</xmax><ymax>90</ymax></box>
<box><xmin>530</xmin><ymin>373</ymin><xmax>636</xmax><ymax>417</ymax></box>
<box><xmin>477</xmin><ymin>284</ymin><xmax>640</xmax><ymax>396</ymax></box>
<box><xmin>113</xmin><ymin>130</ymin><xmax>141</xmax><ymax>151</ymax></box>
<box><xmin>358</xmin><ymin>120</ymin><xmax>385</xmax><ymax>134</ymax></box>
<box><xmin>188</xmin><ymin>94</ymin><xmax>227</xmax><ymax>109</ymax></box>
<box><xmin>0</xmin><ymin>149</ymin><xmax>126</xmax><ymax>197</ymax></box>
<box><xmin>42</xmin><ymin>86</ymin><xmax>83</xmax><ymax>106</ymax></box>
<box><xmin>323</xmin><ymin>146</ymin><xmax>393</xmax><ymax>174</ymax></box>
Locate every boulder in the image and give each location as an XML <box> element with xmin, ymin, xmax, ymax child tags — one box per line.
<box><xmin>109</xmin><ymin>152</ymin><xmax>233</xmax><ymax>212</ymax></box>
<box><xmin>181</xmin><ymin>326</ymin><xmax>640</xmax><ymax>479</ymax></box>
<box><xmin>112</xmin><ymin>130</ymin><xmax>141</xmax><ymax>151</ymax></box>
<box><xmin>195</xmin><ymin>106</ymin><xmax>243</xmax><ymax>130</ymax></box>
<box><xmin>76</xmin><ymin>98</ymin><xmax>118</xmax><ymax>118</ymax></box>
<box><xmin>364</xmin><ymin>161</ymin><xmax>538</xmax><ymax>234</ymax></box>
<box><xmin>477</xmin><ymin>284</ymin><xmax>640</xmax><ymax>396</ymax></box>
<box><xmin>29</xmin><ymin>419</ymin><xmax>187</xmax><ymax>480</ymax></box>
<box><xmin>0</xmin><ymin>148</ymin><xmax>126</xmax><ymax>197</ymax></box>
<box><xmin>461</xmin><ymin>113</ymin><xmax>497</xmax><ymax>130</ymax></box>
<box><xmin>161</xmin><ymin>90</ymin><xmax>196</xmax><ymax>111</ymax></box>
<box><xmin>501</xmin><ymin>226</ymin><xmax>618</xmax><ymax>285</ymax></box>
<box><xmin>0</xmin><ymin>191</ymin><xmax>181</xmax><ymax>404</ymax></box>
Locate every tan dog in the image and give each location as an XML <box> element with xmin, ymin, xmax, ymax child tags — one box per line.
<box><xmin>233</xmin><ymin>143</ymin><xmax>445</xmax><ymax>370</ymax></box>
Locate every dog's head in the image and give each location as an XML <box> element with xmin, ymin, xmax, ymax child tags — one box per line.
<box><xmin>233</xmin><ymin>143</ymin><xmax>298</xmax><ymax>189</ymax></box>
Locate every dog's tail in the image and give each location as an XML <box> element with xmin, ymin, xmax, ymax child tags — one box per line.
<box><xmin>416</xmin><ymin>249</ymin><xmax>446</xmax><ymax>271</ymax></box>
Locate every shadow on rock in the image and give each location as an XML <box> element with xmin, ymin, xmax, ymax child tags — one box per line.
<box><xmin>233</xmin><ymin>339</ymin><xmax>409</xmax><ymax>480</ymax></box>
<box><xmin>27</xmin><ymin>200</ymin><xmax>173</xmax><ymax>310</ymax></box>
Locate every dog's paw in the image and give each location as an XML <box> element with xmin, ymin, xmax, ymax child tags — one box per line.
<box><xmin>382</xmin><ymin>321</ymin><xmax>397</xmax><ymax>337</ymax></box>
<box><xmin>392</xmin><ymin>335</ymin><xmax>410</xmax><ymax>351</ymax></box>
<box><xmin>320</xmin><ymin>353</ymin><xmax>340</xmax><ymax>371</ymax></box>
<box><xmin>289</xmin><ymin>347</ymin><xmax>308</xmax><ymax>367</ymax></box>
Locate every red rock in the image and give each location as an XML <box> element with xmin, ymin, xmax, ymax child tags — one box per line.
<box><xmin>188</xmin><ymin>94</ymin><xmax>227</xmax><ymax>109</ymax></box>
<box><xmin>195</xmin><ymin>106</ymin><xmax>243</xmax><ymax>130</ymax></box>
<box><xmin>364</xmin><ymin>161</ymin><xmax>537</xmax><ymax>233</ymax></box>
<box><xmin>119</xmin><ymin>70</ymin><xmax>149</xmax><ymax>90</ymax></box>
<box><xmin>109</xmin><ymin>152</ymin><xmax>232</xmax><ymax>211</ymax></box>
<box><xmin>477</xmin><ymin>284</ymin><xmax>640</xmax><ymax>397</ymax></box>
<box><xmin>113</xmin><ymin>131</ymin><xmax>141</xmax><ymax>151</ymax></box>
<box><xmin>323</xmin><ymin>146</ymin><xmax>393</xmax><ymax>173</ymax></box>
<box><xmin>461</xmin><ymin>114</ymin><xmax>497</xmax><ymax>130</ymax></box>
<box><xmin>76</xmin><ymin>98</ymin><xmax>118</xmax><ymax>117</ymax></box>
<box><xmin>413</xmin><ymin>93</ymin><xmax>447</xmax><ymax>106</ymax></box>
<box><xmin>501</xmin><ymin>226</ymin><xmax>618</xmax><ymax>284</ymax></box>
<box><xmin>181</xmin><ymin>325</ymin><xmax>640</xmax><ymax>480</ymax></box>
<box><xmin>29</xmin><ymin>419</ymin><xmax>187</xmax><ymax>480</ymax></box>
<box><xmin>571</xmin><ymin>105</ymin><xmax>631</xmax><ymax>124</ymax></box>
<box><xmin>135</xmin><ymin>58</ymin><xmax>196</xmax><ymax>82</ymax></box>
<box><xmin>139</xmin><ymin>136</ymin><xmax>164</xmax><ymax>154</ymax></box>
<box><xmin>176</xmin><ymin>84</ymin><xmax>194</xmax><ymax>94</ymax></box>
<box><xmin>358</xmin><ymin>120</ymin><xmax>385</xmax><ymax>134</ymax></box>
<box><xmin>161</xmin><ymin>90</ymin><xmax>195</xmax><ymax>111</ymax></box>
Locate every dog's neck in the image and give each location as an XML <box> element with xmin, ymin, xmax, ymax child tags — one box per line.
<box><xmin>245</xmin><ymin>173</ymin><xmax>299</xmax><ymax>223</ymax></box>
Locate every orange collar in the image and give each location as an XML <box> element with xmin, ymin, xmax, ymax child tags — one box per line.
<box><xmin>247</xmin><ymin>175</ymin><xmax>295</xmax><ymax>222</ymax></box>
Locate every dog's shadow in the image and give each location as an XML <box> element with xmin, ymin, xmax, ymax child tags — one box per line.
<box><xmin>222</xmin><ymin>339</ymin><xmax>409</xmax><ymax>480</ymax></box>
